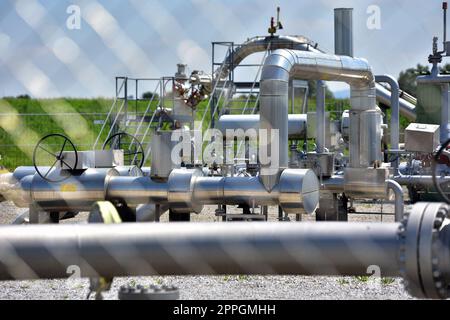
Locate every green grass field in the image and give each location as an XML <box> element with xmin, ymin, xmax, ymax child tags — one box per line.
<box><xmin>0</xmin><ymin>95</ymin><xmax>408</xmax><ymax>171</ymax></box>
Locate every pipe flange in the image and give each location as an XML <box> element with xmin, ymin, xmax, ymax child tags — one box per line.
<box><xmin>168</xmin><ymin>168</ymin><xmax>203</xmax><ymax>214</ymax></box>
<box><xmin>400</xmin><ymin>202</ymin><xmax>449</xmax><ymax>299</ymax></box>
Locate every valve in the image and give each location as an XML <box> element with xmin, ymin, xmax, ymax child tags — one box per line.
<box><xmin>102</xmin><ymin>132</ymin><xmax>144</xmax><ymax>168</ymax></box>
<box><xmin>32</xmin><ymin>133</ymin><xmax>78</xmax><ymax>183</ymax></box>
<box><xmin>268</xmin><ymin>7</ymin><xmax>283</xmax><ymax>36</ymax></box>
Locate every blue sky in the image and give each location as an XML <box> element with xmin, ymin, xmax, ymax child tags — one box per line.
<box><xmin>0</xmin><ymin>0</ymin><xmax>445</xmax><ymax>98</ymax></box>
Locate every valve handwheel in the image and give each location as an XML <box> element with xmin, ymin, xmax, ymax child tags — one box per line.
<box><xmin>33</xmin><ymin>133</ymin><xmax>78</xmax><ymax>182</ymax></box>
<box><xmin>432</xmin><ymin>137</ymin><xmax>450</xmax><ymax>203</ymax></box>
<box><xmin>102</xmin><ymin>132</ymin><xmax>144</xmax><ymax>168</ymax></box>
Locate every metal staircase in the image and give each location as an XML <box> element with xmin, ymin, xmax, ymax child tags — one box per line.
<box><xmin>93</xmin><ymin>77</ymin><xmax>162</xmax><ymax>165</ymax></box>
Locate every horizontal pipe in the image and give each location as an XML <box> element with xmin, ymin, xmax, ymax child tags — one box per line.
<box><xmin>393</xmin><ymin>175</ymin><xmax>450</xmax><ymax>186</ymax></box>
<box><xmin>216</xmin><ymin>114</ymin><xmax>307</xmax><ymax>140</ymax></box>
<box><xmin>193</xmin><ymin>176</ymin><xmax>279</xmax><ymax>205</ymax></box>
<box><xmin>106</xmin><ymin>176</ymin><xmax>169</xmax><ymax>205</ymax></box>
<box><xmin>0</xmin><ymin>221</ymin><xmax>401</xmax><ymax>280</ymax></box>
<box><xmin>375</xmin><ymin>83</ymin><xmax>416</xmax><ymax>121</ymax></box>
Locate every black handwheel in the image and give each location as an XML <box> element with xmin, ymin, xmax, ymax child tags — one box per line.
<box><xmin>432</xmin><ymin>138</ymin><xmax>450</xmax><ymax>203</ymax></box>
<box><xmin>33</xmin><ymin>133</ymin><xmax>78</xmax><ymax>183</ymax></box>
<box><xmin>102</xmin><ymin>132</ymin><xmax>144</xmax><ymax>168</ymax></box>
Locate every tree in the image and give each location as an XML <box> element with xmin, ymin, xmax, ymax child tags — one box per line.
<box><xmin>307</xmin><ymin>80</ymin><xmax>334</xmax><ymax>99</ymax></box>
<box><xmin>398</xmin><ymin>64</ymin><xmax>430</xmax><ymax>96</ymax></box>
<box><xmin>141</xmin><ymin>91</ymin><xmax>159</xmax><ymax>100</ymax></box>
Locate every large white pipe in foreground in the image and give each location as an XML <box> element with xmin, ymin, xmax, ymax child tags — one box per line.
<box><xmin>0</xmin><ymin>202</ymin><xmax>448</xmax><ymax>299</ymax></box>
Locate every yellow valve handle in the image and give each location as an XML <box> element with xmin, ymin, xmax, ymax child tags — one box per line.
<box><xmin>88</xmin><ymin>201</ymin><xmax>122</xmax><ymax>299</ymax></box>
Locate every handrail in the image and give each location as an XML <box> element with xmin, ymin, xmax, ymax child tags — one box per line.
<box><xmin>93</xmin><ymin>78</ymin><xmax>127</xmax><ymax>149</ymax></box>
<box><xmin>134</xmin><ymin>102</ymin><xmax>162</xmax><ymax>164</ymax></box>
<box><xmin>128</xmin><ymin>81</ymin><xmax>161</xmax><ymax>151</ymax></box>
<box><xmin>99</xmin><ymin>99</ymin><xmax>126</xmax><ymax>149</ymax></box>
<box><xmin>92</xmin><ymin>98</ymin><xmax>118</xmax><ymax>149</ymax></box>
<box><xmin>241</xmin><ymin>42</ymin><xmax>271</xmax><ymax>115</ymax></box>
<box><xmin>236</xmin><ymin>43</ymin><xmax>271</xmax><ymax>158</ymax></box>
<box><xmin>199</xmin><ymin>50</ymin><xmax>231</xmax><ymax>130</ymax></box>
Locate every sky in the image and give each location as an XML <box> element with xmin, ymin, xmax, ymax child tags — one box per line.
<box><xmin>0</xmin><ymin>0</ymin><xmax>446</xmax><ymax>98</ymax></box>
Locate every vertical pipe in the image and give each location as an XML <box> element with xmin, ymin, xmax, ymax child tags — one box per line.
<box><xmin>124</xmin><ymin>77</ymin><xmax>128</xmax><ymax>121</ymax></box>
<box><xmin>441</xmin><ymin>83</ymin><xmax>450</xmax><ymax>143</ymax></box>
<box><xmin>316</xmin><ymin>80</ymin><xmax>326</xmax><ymax>153</ymax></box>
<box><xmin>334</xmin><ymin>8</ymin><xmax>354</xmax><ymax>57</ymax></box>
<box><xmin>444</xmin><ymin>2</ymin><xmax>448</xmax><ymax>45</ymax></box>
<box><xmin>386</xmin><ymin>179</ymin><xmax>404</xmax><ymax>222</ymax></box>
<box><xmin>259</xmin><ymin>59</ymin><xmax>290</xmax><ymax>190</ymax></box>
<box><xmin>375</xmin><ymin>75</ymin><xmax>400</xmax><ymax>172</ymax></box>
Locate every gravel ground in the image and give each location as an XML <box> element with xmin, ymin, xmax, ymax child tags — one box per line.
<box><xmin>0</xmin><ymin>201</ymin><xmax>413</xmax><ymax>300</ymax></box>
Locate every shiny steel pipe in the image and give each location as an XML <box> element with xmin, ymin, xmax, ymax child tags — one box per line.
<box><xmin>375</xmin><ymin>83</ymin><xmax>416</xmax><ymax>121</ymax></box>
<box><xmin>316</xmin><ymin>80</ymin><xmax>326</xmax><ymax>153</ymax></box>
<box><xmin>193</xmin><ymin>169</ymin><xmax>319</xmax><ymax>214</ymax></box>
<box><xmin>386</xmin><ymin>179</ymin><xmax>404</xmax><ymax>222</ymax></box>
<box><xmin>376</xmin><ymin>75</ymin><xmax>400</xmax><ymax>172</ymax></box>
<box><xmin>216</xmin><ymin>35</ymin><xmax>322</xmax><ymax>79</ymax></box>
<box><xmin>393</xmin><ymin>175</ymin><xmax>450</xmax><ymax>186</ymax></box>
<box><xmin>259</xmin><ymin>48</ymin><xmax>377</xmax><ymax>189</ymax></box>
<box><xmin>216</xmin><ymin>114</ymin><xmax>307</xmax><ymax>140</ymax></box>
<box><xmin>106</xmin><ymin>176</ymin><xmax>169</xmax><ymax>206</ymax></box>
<box><xmin>1</xmin><ymin>202</ymin><xmax>449</xmax><ymax>299</ymax></box>
<box><xmin>0</xmin><ymin>221</ymin><xmax>401</xmax><ymax>280</ymax></box>
<box><xmin>29</xmin><ymin>168</ymin><xmax>119</xmax><ymax>211</ymax></box>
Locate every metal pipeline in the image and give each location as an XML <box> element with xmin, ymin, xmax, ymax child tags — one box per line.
<box><xmin>375</xmin><ymin>75</ymin><xmax>400</xmax><ymax>172</ymax></box>
<box><xmin>375</xmin><ymin>83</ymin><xmax>417</xmax><ymax>121</ymax></box>
<box><xmin>386</xmin><ymin>179</ymin><xmax>404</xmax><ymax>222</ymax></box>
<box><xmin>259</xmin><ymin>48</ymin><xmax>377</xmax><ymax>190</ymax></box>
<box><xmin>216</xmin><ymin>35</ymin><xmax>322</xmax><ymax>79</ymax></box>
<box><xmin>215</xmin><ymin>32</ymin><xmax>416</xmax><ymax>122</ymax></box>
<box><xmin>0</xmin><ymin>201</ymin><xmax>448</xmax><ymax>299</ymax></box>
<box><xmin>106</xmin><ymin>169</ymin><xmax>319</xmax><ymax>215</ymax></box>
<box><xmin>316</xmin><ymin>80</ymin><xmax>326</xmax><ymax>153</ymax></box>
<box><xmin>394</xmin><ymin>175</ymin><xmax>450</xmax><ymax>186</ymax></box>
<box><xmin>216</xmin><ymin>114</ymin><xmax>307</xmax><ymax>140</ymax></box>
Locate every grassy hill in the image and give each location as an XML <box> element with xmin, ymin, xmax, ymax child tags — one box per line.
<box><xmin>0</xmin><ymin>95</ymin><xmax>408</xmax><ymax>171</ymax></box>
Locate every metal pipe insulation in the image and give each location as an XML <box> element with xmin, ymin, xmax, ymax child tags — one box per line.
<box><xmin>375</xmin><ymin>75</ymin><xmax>400</xmax><ymax>172</ymax></box>
<box><xmin>216</xmin><ymin>35</ymin><xmax>322</xmax><ymax>79</ymax></box>
<box><xmin>216</xmin><ymin>114</ymin><xmax>307</xmax><ymax>140</ymax></box>
<box><xmin>0</xmin><ymin>202</ymin><xmax>448</xmax><ymax>299</ymax></box>
<box><xmin>259</xmin><ymin>48</ymin><xmax>378</xmax><ymax>190</ymax></box>
<box><xmin>375</xmin><ymin>83</ymin><xmax>417</xmax><ymax>121</ymax></box>
<box><xmin>316</xmin><ymin>80</ymin><xmax>326</xmax><ymax>153</ymax></box>
<box><xmin>0</xmin><ymin>221</ymin><xmax>401</xmax><ymax>279</ymax></box>
<box><xmin>334</xmin><ymin>8</ymin><xmax>353</xmax><ymax>57</ymax></box>
<box><xmin>192</xmin><ymin>169</ymin><xmax>319</xmax><ymax>214</ymax></box>
<box><xmin>2</xmin><ymin>166</ymin><xmax>319</xmax><ymax>215</ymax></box>
<box><xmin>386</xmin><ymin>179</ymin><xmax>404</xmax><ymax>222</ymax></box>
<box><xmin>394</xmin><ymin>175</ymin><xmax>450</xmax><ymax>186</ymax></box>
<box><xmin>213</xmin><ymin>30</ymin><xmax>416</xmax><ymax>122</ymax></box>
<box><xmin>106</xmin><ymin>169</ymin><xmax>320</xmax><ymax>215</ymax></box>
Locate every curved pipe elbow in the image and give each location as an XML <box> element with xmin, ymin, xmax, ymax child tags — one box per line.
<box><xmin>386</xmin><ymin>179</ymin><xmax>404</xmax><ymax>222</ymax></box>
